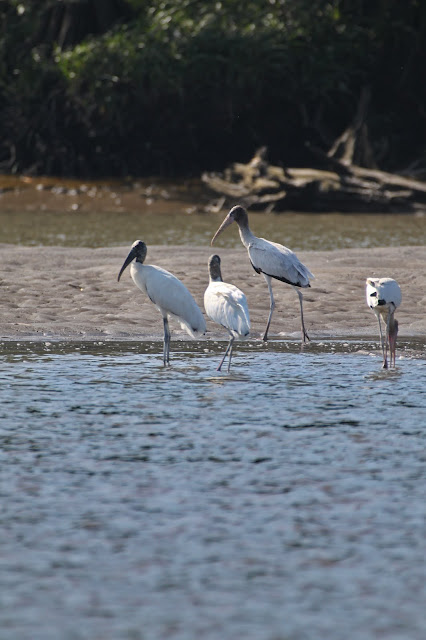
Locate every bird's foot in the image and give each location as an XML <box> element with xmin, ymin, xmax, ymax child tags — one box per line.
<box><xmin>382</xmin><ymin>359</ymin><xmax>388</xmax><ymax>369</ymax></box>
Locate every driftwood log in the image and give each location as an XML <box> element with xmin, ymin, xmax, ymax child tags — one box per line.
<box><xmin>202</xmin><ymin>89</ymin><xmax>426</xmax><ymax>213</ymax></box>
<box><xmin>202</xmin><ymin>148</ymin><xmax>426</xmax><ymax>212</ymax></box>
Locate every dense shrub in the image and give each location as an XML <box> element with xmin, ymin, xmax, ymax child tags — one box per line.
<box><xmin>1</xmin><ymin>0</ymin><xmax>425</xmax><ymax>177</ymax></box>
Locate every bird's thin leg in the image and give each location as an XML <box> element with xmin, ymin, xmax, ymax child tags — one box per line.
<box><xmin>377</xmin><ymin>315</ymin><xmax>387</xmax><ymax>369</ymax></box>
<box><xmin>390</xmin><ymin>338</ymin><xmax>395</xmax><ymax>368</ymax></box>
<box><xmin>262</xmin><ymin>274</ymin><xmax>275</xmax><ymax>342</ymax></box>
<box><xmin>163</xmin><ymin>317</ymin><xmax>171</xmax><ymax>366</ymax></box>
<box><xmin>390</xmin><ymin>308</ymin><xmax>398</xmax><ymax>368</ymax></box>
<box><xmin>293</xmin><ymin>286</ymin><xmax>310</xmax><ymax>344</ymax></box>
<box><xmin>390</xmin><ymin>322</ymin><xmax>397</xmax><ymax>368</ymax></box>
<box><xmin>227</xmin><ymin>337</ymin><xmax>235</xmax><ymax>373</ymax></box>
<box><xmin>217</xmin><ymin>336</ymin><xmax>233</xmax><ymax>372</ymax></box>
<box><xmin>385</xmin><ymin>311</ymin><xmax>391</xmax><ymax>368</ymax></box>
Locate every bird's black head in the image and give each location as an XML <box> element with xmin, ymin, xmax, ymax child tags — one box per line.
<box><xmin>208</xmin><ymin>254</ymin><xmax>223</xmax><ymax>282</ymax></box>
<box><xmin>117</xmin><ymin>240</ymin><xmax>147</xmax><ymax>282</ymax></box>
<box><xmin>228</xmin><ymin>205</ymin><xmax>248</xmax><ymax>225</ymax></box>
<box><xmin>211</xmin><ymin>204</ymin><xmax>249</xmax><ymax>245</ymax></box>
<box><xmin>131</xmin><ymin>240</ymin><xmax>147</xmax><ymax>263</ymax></box>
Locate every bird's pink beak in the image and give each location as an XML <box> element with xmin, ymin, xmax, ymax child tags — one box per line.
<box><xmin>389</xmin><ymin>321</ymin><xmax>398</xmax><ymax>367</ymax></box>
<box><xmin>389</xmin><ymin>335</ymin><xmax>396</xmax><ymax>367</ymax></box>
<box><xmin>211</xmin><ymin>213</ymin><xmax>234</xmax><ymax>245</ymax></box>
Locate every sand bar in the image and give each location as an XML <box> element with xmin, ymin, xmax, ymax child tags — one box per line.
<box><xmin>0</xmin><ymin>243</ymin><xmax>425</xmax><ymax>341</ymax></box>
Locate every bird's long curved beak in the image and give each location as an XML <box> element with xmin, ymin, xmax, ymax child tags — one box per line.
<box><xmin>211</xmin><ymin>214</ymin><xmax>234</xmax><ymax>245</ymax></box>
<box><xmin>117</xmin><ymin>246</ymin><xmax>137</xmax><ymax>281</ymax></box>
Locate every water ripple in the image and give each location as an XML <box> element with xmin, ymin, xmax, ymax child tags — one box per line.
<box><xmin>1</xmin><ymin>340</ymin><xmax>426</xmax><ymax>640</ymax></box>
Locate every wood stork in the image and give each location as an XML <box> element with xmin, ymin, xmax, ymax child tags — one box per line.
<box><xmin>366</xmin><ymin>277</ymin><xmax>402</xmax><ymax>368</ymax></box>
<box><xmin>204</xmin><ymin>254</ymin><xmax>250</xmax><ymax>372</ymax></box>
<box><xmin>118</xmin><ymin>240</ymin><xmax>206</xmax><ymax>365</ymax></box>
<box><xmin>211</xmin><ymin>205</ymin><xmax>314</xmax><ymax>343</ymax></box>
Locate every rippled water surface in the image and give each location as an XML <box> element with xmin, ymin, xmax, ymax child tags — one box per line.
<box><xmin>1</xmin><ymin>339</ymin><xmax>426</xmax><ymax>640</ymax></box>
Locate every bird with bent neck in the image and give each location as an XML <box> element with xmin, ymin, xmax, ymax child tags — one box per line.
<box><xmin>366</xmin><ymin>277</ymin><xmax>401</xmax><ymax>368</ymax></box>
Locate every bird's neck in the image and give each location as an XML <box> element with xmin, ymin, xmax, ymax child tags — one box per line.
<box><xmin>208</xmin><ymin>261</ymin><xmax>223</xmax><ymax>282</ymax></box>
<box><xmin>130</xmin><ymin>261</ymin><xmax>146</xmax><ymax>282</ymax></box>
<box><xmin>388</xmin><ymin>313</ymin><xmax>398</xmax><ymax>336</ymax></box>
<box><xmin>237</xmin><ymin>222</ymin><xmax>256</xmax><ymax>248</ymax></box>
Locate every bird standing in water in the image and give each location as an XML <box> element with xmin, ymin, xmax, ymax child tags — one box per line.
<box><xmin>211</xmin><ymin>205</ymin><xmax>314</xmax><ymax>343</ymax></box>
<box><xmin>204</xmin><ymin>254</ymin><xmax>250</xmax><ymax>372</ymax></box>
<box><xmin>366</xmin><ymin>277</ymin><xmax>401</xmax><ymax>368</ymax></box>
<box><xmin>118</xmin><ymin>240</ymin><xmax>206</xmax><ymax>365</ymax></box>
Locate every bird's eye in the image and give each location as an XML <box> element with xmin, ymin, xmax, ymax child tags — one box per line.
<box><xmin>370</xmin><ymin>291</ymin><xmax>377</xmax><ymax>297</ymax></box>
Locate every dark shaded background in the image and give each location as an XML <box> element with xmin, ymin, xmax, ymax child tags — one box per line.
<box><xmin>1</xmin><ymin>0</ymin><xmax>425</xmax><ymax>178</ymax></box>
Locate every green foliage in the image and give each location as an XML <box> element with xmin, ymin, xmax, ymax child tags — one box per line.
<box><xmin>1</xmin><ymin>0</ymin><xmax>426</xmax><ymax>176</ymax></box>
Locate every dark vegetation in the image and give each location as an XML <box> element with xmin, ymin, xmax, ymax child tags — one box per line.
<box><xmin>1</xmin><ymin>0</ymin><xmax>426</xmax><ymax>180</ymax></box>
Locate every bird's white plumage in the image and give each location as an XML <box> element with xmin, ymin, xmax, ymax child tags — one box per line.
<box><xmin>204</xmin><ymin>281</ymin><xmax>250</xmax><ymax>338</ymax></box>
<box><xmin>118</xmin><ymin>240</ymin><xmax>206</xmax><ymax>366</ymax></box>
<box><xmin>204</xmin><ymin>253</ymin><xmax>250</xmax><ymax>371</ymax></box>
<box><xmin>247</xmin><ymin>237</ymin><xmax>314</xmax><ymax>286</ymax></box>
<box><xmin>130</xmin><ymin>262</ymin><xmax>206</xmax><ymax>337</ymax></box>
<box><xmin>366</xmin><ymin>277</ymin><xmax>402</xmax><ymax>314</ymax></box>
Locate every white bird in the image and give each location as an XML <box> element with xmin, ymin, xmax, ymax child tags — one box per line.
<box><xmin>204</xmin><ymin>254</ymin><xmax>250</xmax><ymax>372</ymax></box>
<box><xmin>211</xmin><ymin>205</ymin><xmax>314</xmax><ymax>343</ymax></box>
<box><xmin>366</xmin><ymin>277</ymin><xmax>402</xmax><ymax>369</ymax></box>
<box><xmin>118</xmin><ymin>240</ymin><xmax>206</xmax><ymax>365</ymax></box>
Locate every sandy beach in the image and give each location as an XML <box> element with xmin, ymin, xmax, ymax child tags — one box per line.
<box><xmin>1</xmin><ymin>243</ymin><xmax>424</xmax><ymax>341</ymax></box>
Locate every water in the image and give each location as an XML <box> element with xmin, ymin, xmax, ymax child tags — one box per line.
<box><xmin>1</xmin><ymin>207</ymin><xmax>425</xmax><ymax>250</ymax></box>
<box><xmin>1</xmin><ymin>339</ymin><xmax>426</xmax><ymax>640</ymax></box>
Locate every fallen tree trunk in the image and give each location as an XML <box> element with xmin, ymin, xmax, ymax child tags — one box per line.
<box><xmin>202</xmin><ymin>146</ymin><xmax>426</xmax><ymax>213</ymax></box>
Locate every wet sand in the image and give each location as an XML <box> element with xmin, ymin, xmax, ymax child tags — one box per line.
<box><xmin>0</xmin><ymin>243</ymin><xmax>424</xmax><ymax>341</ymax></box>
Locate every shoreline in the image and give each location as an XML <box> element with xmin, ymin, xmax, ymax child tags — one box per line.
<box><xmin>1</xmin><ymin>244</ymin><xmax>425</xmax><ymax>342</ymax></box>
